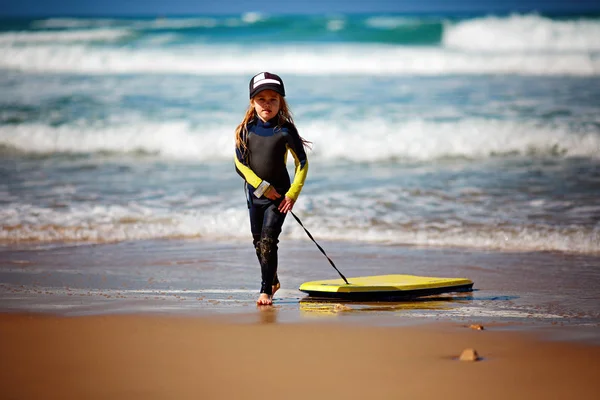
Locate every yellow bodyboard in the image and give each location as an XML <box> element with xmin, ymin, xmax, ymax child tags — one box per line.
<box><xmin>299</xmin><ymin>274</ymin><xmax>473</xmax><ymax>300</ymax></box>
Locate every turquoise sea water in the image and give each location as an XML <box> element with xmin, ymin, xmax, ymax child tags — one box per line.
<box><xmin>0</xmin><ymin>12</ymin><xmax>599</xmax><ymax>255</ymax></box>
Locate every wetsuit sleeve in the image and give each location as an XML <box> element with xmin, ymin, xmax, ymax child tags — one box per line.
<box><xmin>284</xmin><ymin>124</ymin><xmax>309</xmax><ymax>201</ymax></box>
<box><xmin>234</xmin><ymin>130</ymin><xmax>263</xmax><ymax>189</ymax></box>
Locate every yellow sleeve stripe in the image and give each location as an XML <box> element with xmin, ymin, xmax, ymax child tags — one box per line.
<box><xmin>285</xmin><ymin>145</ymin><xmax>308</xmax><ymax>201</ymax></box>
<box><xmin>234</xmin><ymin>156</ymin><xmax>263</xmax><ymax>189</ymax></box>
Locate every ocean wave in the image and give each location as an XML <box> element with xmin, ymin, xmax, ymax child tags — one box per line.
<box><xmin>0</xmin><ymin>203</ymin><xmax>244</xmax><ymax>245</ymax></box>
<box><xmin>0</xmin><ymin>43</ymin><xmax>598</xmax><ymax>76</ymax></box>
<box><xmin>25</xmin><ymin>13</ymin><xmax>600</xmax><ymax>51</ymax></box>
<box><xmin>0</xmin><ymin>121</ymin><xmax>235</xmax><ymax>160</ymax></box>
<box><xmin>241</xmin><ymin>12</ymin><xmax>266</xmax><ymax>24</ymax></box>
<box><xmin>1</xmin><ymin>203</ymin><xmax>598</xmax><ymax>255</ymax></box>
<box><xmin>31</xmin><ymin>17</ymin><xmax>235</xmax><ymax>30</ymax></box>
<box><xmin>443</xmin><ymin>14</ymin><xmax>600</xmax><ymax>52</ymax></box>
<box><xmin>1</xmin><ymin>118</ymin><xmax>598</xmax><ymax>161</ymax></box>
<box><xmin>306</xmin><ymin>118</ymin><xmax>600</xmax><ymax>161</ymax></box>
<box><xmin>296</xmin><ymin>220</ymin><xmax>600</xmax><ymax>255</ymax></box>
<box><xmin>31</xmin><ymin>18</ymin><xmax>123</xmax><ymax>29</ymax></box>
<box><xmin>365</xmin><ymin>16</ymin><xmax>434</xmax><ymax>29</ymax></box>
<box><xmin>0</xmin><ymin>29</ymin><xmax>134</xmax><ymax>44</ymax></box>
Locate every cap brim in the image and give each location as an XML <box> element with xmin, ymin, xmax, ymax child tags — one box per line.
<box><xmin>250</xmin><ymin>84</ymin><xmax>285</xmax><ymax>98</ymax></box>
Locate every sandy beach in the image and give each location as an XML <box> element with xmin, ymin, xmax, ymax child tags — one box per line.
<box><xmin>1</xmin><ymin>239</ymin><xmax>599</xmax><ymax>399</ymax></box>
<box><xmin>1</xmin><ymin>312</ymin><xmax>599</xmax><ymax>400</ymax></box>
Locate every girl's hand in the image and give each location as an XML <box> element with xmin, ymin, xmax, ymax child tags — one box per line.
<box><xmin>278</xmin><ymin>196</ymin><xmax>295</xmax><ymax>213</ymax></box>
<box><xmin>264</xmin><ymin>186</ymin><xmax>281</xmax><ymax>200</ymax></box>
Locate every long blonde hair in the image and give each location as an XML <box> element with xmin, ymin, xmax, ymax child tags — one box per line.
<box><xmin>234</xmin><ymin>95</ymin><xmax>312</xmax><ymax>155</ymax></box>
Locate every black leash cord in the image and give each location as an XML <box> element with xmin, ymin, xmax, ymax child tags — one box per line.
<box><xmin>290</xmin><ymin>211</ymin><xmax>349</xmax><ymax>285</ymax></box>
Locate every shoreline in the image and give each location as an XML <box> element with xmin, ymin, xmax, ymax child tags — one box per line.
<box><xmin>1</xmin><ymin>238</ymin><xmax>599</xmax><ymax>336</ymax></box>
<box><xmin>1</xmin><ymin>312</ymin><xmax>599</xmax><ymax>400</ymax></box>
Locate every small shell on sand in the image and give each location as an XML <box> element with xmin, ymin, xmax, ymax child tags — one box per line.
<box><xmin>459</xmin><ymin>348</ymin><xmax>481</xmax><ymax>362</ymax></box>
<box><xmin>469</xmin><ymin>324</ymin><xmax>485</xmax><ymax>330</ymax></box>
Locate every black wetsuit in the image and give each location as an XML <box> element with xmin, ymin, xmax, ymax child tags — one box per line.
<box><xmin>235</xmin><ymin>116</ymin><xmax>308</xmax><ymax>295</ymax></box>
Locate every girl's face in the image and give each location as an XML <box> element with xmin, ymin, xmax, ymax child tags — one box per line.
<box><xmin>252</xmin><ymin>90</ymin><xmax>281</xmax><ymax>122</ymax></box>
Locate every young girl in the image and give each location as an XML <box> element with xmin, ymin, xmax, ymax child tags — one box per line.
<box><xmin>234</xmin><ymin>72</ymin><xmax>310</xmax><ymax>305</ymax></box>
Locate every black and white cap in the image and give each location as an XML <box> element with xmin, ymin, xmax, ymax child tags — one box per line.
<box><xmin>249</xmin><ymin>72</ymin><xmax>285</xmax><ymax>99</ymax></box>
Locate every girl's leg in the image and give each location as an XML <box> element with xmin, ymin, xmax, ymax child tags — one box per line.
<box><xmin>249</xmin><ymin>199</ymin><xmax>268</xmax><ymax>304</ymax></box>
<box><xmin>254</xmin><ymin>234</ymin><xmax>279</xmax><ymax>294</ymax></box>
<box><xmin>257</xmin><ymin>227</ymin><xmax>280</xmax><ymax>296</ymax></box>
<box><xmin>258</xmin><ymin>202</ymin><xmax>286</xmax><ymax>292</ymax></box>
<box><xmin>252</xmin><ymin>199</ymin><xmax>286</xmax><ymax>304</ymax></box>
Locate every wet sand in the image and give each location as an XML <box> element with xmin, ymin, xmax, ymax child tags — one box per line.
<box><xmin>1</xmin><ymin>312</ymin><xmax>599</xmax><ymax>400</ymax></box>
<box><xmin>1</xmin><ymin>238</ymin><xmax>599</xmax><ymax>327</ymax></box>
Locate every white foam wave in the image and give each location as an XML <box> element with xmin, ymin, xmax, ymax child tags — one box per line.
<box><xmin>1</xmin><ymin>203</ymin><xmax>598</xmax><ymax>255</ymax></box>
<box><xmin>309</xmin><ymin>118</ymin><xmax>600</xmax><ymax>161</ymax></box>
<box><xmin>327</xmin><ymin>19</ymin><xmax>345</xmax><ymax>32</ymax></box>
<box><xmin>31</xmin><ymin>17</ymin><xmax>224</xmax><ymax>30</ymax></box>
<box><xmin>444</xmin><ymin>14</ymin><xmax>600</xmax><ymax>52</ymax></box>
<box><xmin>0</xmin><ymin>203</ymin><xmax>249</xmax><ymax>244</ymax></box>
<box><xmin>2</xmin><ymin>118</ymin><xmax>599</xmax><ymax>160</ymax></box>
<box><xmin>32</xmin><ymin>18</ymin><xmax>121</xmax><ymax>29</ymax></box>
<box><xmin>241</xmin><ymin>12</ymin><xmax>265</xmax><ymax>24</ymax></box>
<box><xmin>0</xmin><ymin>43</ymin><xmax>598</xmax><ymax>76</ymax></box>
<box><xmin>0</xmin><ymin>122</ymin><xmax>235</xmax><ymax>159</ymax></box>
<box><xmin>0</xmin><ymin>29</ymin><xmax>133</xmax><ymax>44</ymax></box>
<box><xmin>289</xmin><ymin>220</ymin><xmax>600</xmax><ymax>255</ymax></box>
<box><xmin>138</xmin><ymin>17</ymin><xmax>220</xmax><ymax>29</ymax></box>
<box><xmin>365</xmin><ymin>16</ymin><xmax>429</xmax><ymax>29</ymax></box>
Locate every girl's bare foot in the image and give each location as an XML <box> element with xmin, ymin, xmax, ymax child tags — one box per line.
<box><xmin>272</xmin><ymin>282</ymin><xmax>280</xmax><ymax>296</ymax></box>
<box><xmin>256</xmin><ymin>293</ymin><xmax>272</xmax><ymax>305</ymax></box>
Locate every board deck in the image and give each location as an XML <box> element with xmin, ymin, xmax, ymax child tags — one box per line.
<box><xmin>299</xmin><ymin>274</ymin><xmax>473</xmax><ymax>300</ymax></box>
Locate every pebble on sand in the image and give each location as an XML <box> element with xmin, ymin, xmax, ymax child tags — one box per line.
<box><xmin>469</xmin><ymin>324</ymin><xmax>485</xmax><ymax>330</ymax></box>
<box><xmin>459</xmin><ymin>348</ymin><xmax>481</xmax><ymax>362</ymax></box>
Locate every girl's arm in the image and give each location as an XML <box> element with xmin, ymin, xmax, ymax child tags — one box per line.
<box><xmin>284</xmin><ymin>125</ymin><xmax>309</xmax><ymax>201</ymax></box>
